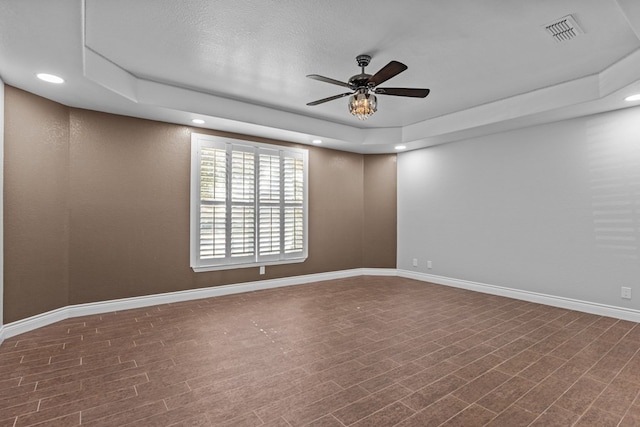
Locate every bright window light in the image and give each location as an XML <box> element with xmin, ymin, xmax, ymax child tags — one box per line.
<box><xmin>36</xmin><ymin>73</ymin><xmax>64</xmax><ymax>84</ymax></box>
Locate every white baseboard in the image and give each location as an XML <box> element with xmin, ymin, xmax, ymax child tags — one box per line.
<box><xmin>3</xmin><ymin>267</ymin><xmax>638</xmax><ymax>345</ymax></box>
<box><xmin>0</xmin><ymin>268</ymin><xmax>396</xmax><ymax>343</ymax></box>
<box><xmin>398</xmin><ymin>270</ymin><xmax>640</xmax><ymax>323</ymax></box>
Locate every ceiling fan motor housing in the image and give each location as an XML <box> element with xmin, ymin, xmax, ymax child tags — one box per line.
<box><xmin>356</xmin><ymin>54</ymin><xmax>371</xmax><ymax>68</ymax></box>
<box><xmin>351</xmin><ymin>54</ymin><xmax>373</xmax><ymax>89</ymax></box>
<box><xmin>349</xmin><ymin>73</ymin><xmax>373</xmax><ymax>88</ymax></box>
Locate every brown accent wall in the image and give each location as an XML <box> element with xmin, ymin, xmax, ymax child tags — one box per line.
<box><xmin>4</xmin><ymin>85</ymin><xmax>397</xmax><ymax>323</ymax></box>
<box><xmin>4</xmin><ymin>86</ymin><xmax>70</xmax><ymax>322</ymax></box>
<box><xmin>363</xmin><ymin>154</ymin><xmax>397</xmax><ymax>267</ymax></box>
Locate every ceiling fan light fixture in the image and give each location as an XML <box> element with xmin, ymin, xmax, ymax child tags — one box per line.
<box><xmin>349</xmin><ymin>91</ymin><xmax>377</xmax><ymax>120</ymax></box>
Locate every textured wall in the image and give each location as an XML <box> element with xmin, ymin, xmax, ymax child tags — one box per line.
<box><xmin>4</xmin><ymin>86</ymin><xmax>70</xmax><ymax>322</ymax></box>
<box><xmin>68</xmin><ymin>109</ymin><xmax>193</xmax><ymax>304</ymax></box>
<box><xmin>363</xmin><ymin>154</ymin><xmax>397</xmax><ymax>267</ymax></box>
<box><xmin>4</xmin><ymin>86</ymin><xmax>397</xmax><ymax>322</ymax></box>
<box><xmin>398</xmin><ymin>106</ymin><xmax>640</xmax><ymax>310</ymax></box>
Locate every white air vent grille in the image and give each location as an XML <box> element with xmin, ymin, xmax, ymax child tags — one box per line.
<box><xmin>544</xmin><ymin>15</ymin><xmax>584</xmax><ymax>42</ymax></box>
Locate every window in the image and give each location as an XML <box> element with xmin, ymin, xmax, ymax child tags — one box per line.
<box><xmin>190</xmin><ymin>133</ymin><xmax>308</xmax><ymax>271</ymax></box>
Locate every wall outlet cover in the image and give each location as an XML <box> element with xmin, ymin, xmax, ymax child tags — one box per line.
<box><xmin>621</xmin><ymin>287</ymin><xmax>632</xmax><ymax>299</ymax></box>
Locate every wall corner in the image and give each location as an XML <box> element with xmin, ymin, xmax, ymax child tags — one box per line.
<box><xmin>0</xmin><ymin>79</ymin><xmax>5</xmax><ymax>328</ymax></box>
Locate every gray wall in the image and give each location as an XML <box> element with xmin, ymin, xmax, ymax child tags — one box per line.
<box><xmin>398</xmin><ymin>106</ymin><xmax>640</xmax><ymax>310</ymax></box>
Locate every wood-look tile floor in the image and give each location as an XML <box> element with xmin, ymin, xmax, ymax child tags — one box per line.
<box><xmin>2</xmin><ymin>276</ymin><xmax>640</xmax><ymax>426</ymax></box>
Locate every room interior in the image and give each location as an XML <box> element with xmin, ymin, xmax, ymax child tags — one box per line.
<box><xmin>2</xmin><ymin>0</ymin><xmax>640</xmax><ymax>425</ymax></box>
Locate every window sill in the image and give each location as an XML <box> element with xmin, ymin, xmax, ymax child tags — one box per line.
<box><xmin>191</xmin><ymin>257</ymin><xmax>307</xmax><ymax>273</ymax></box>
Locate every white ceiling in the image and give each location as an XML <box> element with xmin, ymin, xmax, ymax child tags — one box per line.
<box><xmin>1</xmin><ymin>0</ymin><xmax>640</xmax><ymax>153</ymax></box>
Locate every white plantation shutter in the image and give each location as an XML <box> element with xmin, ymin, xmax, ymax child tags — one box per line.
<box><xmin>258</xmin><ymin>150</ymin><xmax>281</xmax><ymax>261</ymax></box>
<box><xmin>230</xmin><ymin>148</ymin><xmax>255</xmax><ymax>261</ymax></box>
<box><xmin>199</xmin><ymin>147</ymin><xmax>226</xmax><ymax>259</ymax></box>
<box><xmin>191</xmin><ymin>134</ymin><xmax>308</xmax><ymax>271</ymax></box>
<box><xmin>283</xmin><ymin>153</ymin><xmax>305</xmax><ymax>257</ymax></box>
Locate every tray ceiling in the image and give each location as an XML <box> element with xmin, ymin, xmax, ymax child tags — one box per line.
<box><xmin>1</xmin><ymin>0</ymin><xmax>640</xmax><ymax>153</ymax></box>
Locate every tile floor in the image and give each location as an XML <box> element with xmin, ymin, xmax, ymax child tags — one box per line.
<box><xmin>1</xmin><ymin>276</ymin><xmax>640</xmax><ymax>426</ymax></box>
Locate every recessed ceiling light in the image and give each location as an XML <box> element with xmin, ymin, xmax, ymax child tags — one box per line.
<box><xmin>312</xmin><ymin>139</ymin><xmax>322</xmax><ymax>144</ymax></box>
<box><xmin>625</xmin><ymin>94</ymin><xmax>640</xmax><ymax>102</ymax></box>
<box><xmin>36</xmin><ymin>73</ymin><xmax>64</xmax><ymax>84</ymax></box>
<box><xmin>395</xmin><ymin>145</ymin><xmax>407</xmax><ymax>150</ymax></box>
<box><xmin>192</xmin><ymin>119</ymin><xmax>205</xmax><ymax>124</ymax></box>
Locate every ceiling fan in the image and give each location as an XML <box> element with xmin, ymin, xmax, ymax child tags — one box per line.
<box><xmin>306</xmin><ymin>54</ymin><xmax>430</xmax><ymax>120</ymax></box>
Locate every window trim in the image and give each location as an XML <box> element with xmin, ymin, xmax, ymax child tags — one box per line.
<box><xmin>190</xmin><ymin>133</ymin><xmax>308</xmax><ymax>272</ymax></box>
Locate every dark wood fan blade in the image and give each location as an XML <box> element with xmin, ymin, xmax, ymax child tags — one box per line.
<box><xmin>375</xmin><ymin>87</ymin><xmax>430</xmax><ymax>98</ymax></box>
<box><xmin>368</xmin><ymin>61</ymin><xmax>408</xmax><ymax>86</ymax></box>
<box><xmin>306</xmin><ymin>92</ymin><xmax>352</xmax><ymax>106</ymax></box>
<box><xmin>306</xmin><ymin>74</ymin><xmax>353</xmax><ymax>89</ymax></box>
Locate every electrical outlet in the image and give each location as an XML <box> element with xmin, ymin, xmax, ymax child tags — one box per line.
<box><xmin>622</xmin><ymin>287</ymin><xmax>632</xmax><ymax>299</ymax></box>
<box><xmin>260</xmin><ymin>266</ymin><xmax>265</xmax><ymax>275</ymax></box>
<box><xmin>427</xmin><ymin>260</ymin><xmax>432</xmax><ymax>269</ymax></box>
<box><xmin>412</xmin><ymin>258</ymin><xmax>418</xmax><ymax>267</ymax></box>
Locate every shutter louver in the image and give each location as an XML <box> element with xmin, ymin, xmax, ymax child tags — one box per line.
<box><xmin>259</xmin><ymin>152</ymin><xmax>281</xmax><ymax>258</ymax></box>
<box><xmin>199</xmin><ymin>148</ymin><xmax>227</xmax><ymax>259</ymax></box>
<box><xmin>199</xmin><ymin>205</ymin><xmax>226</xmax><ymax>259</ymax></box>
<box><xmin>283</xmin><ymin>156</ymin><xmax>304</xmax><ymax>254</ymax></box>
<box><xmin>200</xmin><ymin>147</ymin><xmax>226</xmax><ymax>202</ymax></box>
<box><xmin>284</xmin><ymin>157</ymin><xmax>304</xmax><ymax>202</ymax></box>
<box><xmin>231</xmin><ymin>150</ymin><xmax>255</xmax><ymax>258</ymax></box>
<box><xmin>231</xmin><ymin>206</ymin><xmax>255</xmax><ymax>256</ymax></box>
<box><xmin>259</xmin><ymin>207</ymin><xmax>280</xmax><ymax>255</ymax></box>
<box><xmin>231</xmin><ymin>151</ymin><xmax>255</xmax><ymax>202</ymax></box>
<box><xmin>259</xmin><ymin>153</ymin><xmax>280</xmax><ymax>202</ymax></box>
<box><xmin>284</xmin><ymin>207</ymin><xmax>303</xmax><ymax>253</ymax></box>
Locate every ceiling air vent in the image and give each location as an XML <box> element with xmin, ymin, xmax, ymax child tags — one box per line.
<box><xmin>544</xmin><ymin>15</ymin><xmax>584</xmax><ymax>42</ymax></box>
